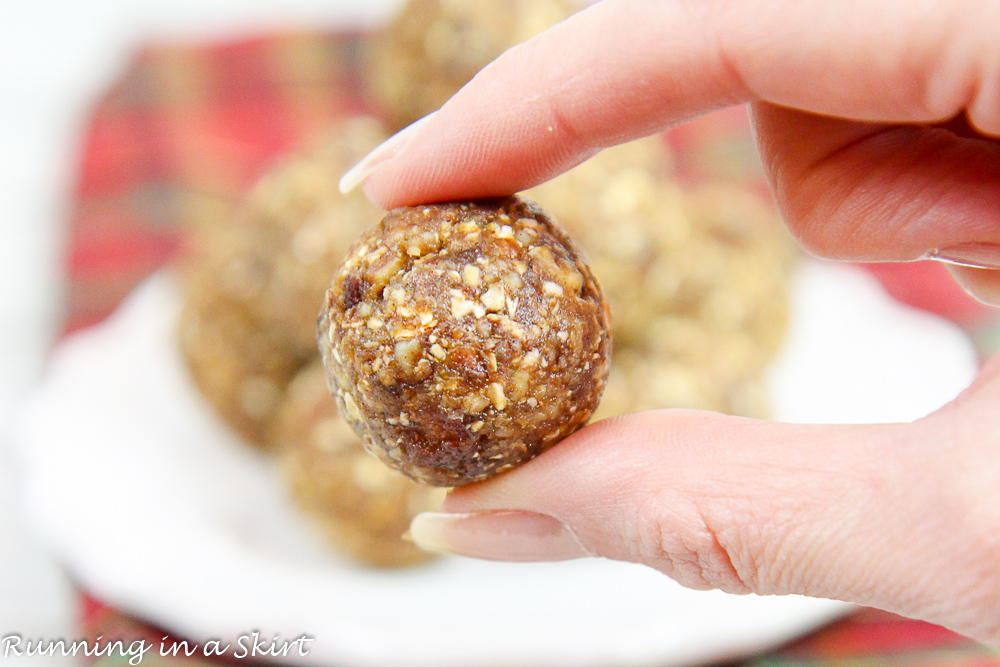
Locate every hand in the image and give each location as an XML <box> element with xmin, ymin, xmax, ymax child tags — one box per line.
<box><xmin>342</xmin><ymin>0</ymin><xmax>1000</xmax><ymax>644</ymax></box>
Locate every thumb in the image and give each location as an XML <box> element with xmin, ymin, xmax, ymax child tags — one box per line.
<box><xmin>409</xmin><ymin>362</ymin><xmax>1000</xmax><ymax>644</ymax></box>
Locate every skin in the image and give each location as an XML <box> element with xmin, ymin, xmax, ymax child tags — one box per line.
<box><xmin>353</xmin><ymin>0</ymin><xmax>1000</xmax><ymax>645</ymax></box>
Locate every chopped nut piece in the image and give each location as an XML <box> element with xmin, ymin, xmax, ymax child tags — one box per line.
<box><xmin>480</xmin><ymin>284</ymin><xmax>505</xmax><ymax>311</ymax></box>
<box><xmin>462</xmin><ymin>393</ymin><xmax>491</xmax><ymax>414</ymax></box>
<box><xmin>342</xmin><ymin>391</ymin><xmax>362</xmax><ymax>422</ymax></box>
<box><xmin>542</xmin><ymin>281</ymin><xmax>564</xmax><ymax>297</ymax></box>
<box><xmin>393</xmin><ymin>339</ymin><xmax>423</xmax><ymax>374</ymax></box>
<box><xmin>487</xmin><ymin>382</ymin><xmax>508</xmax><ymax>411</ymax></box>
<box><xmin>450</xmin><ymin>291</ymin><xmax>477</xmax><ymax>319</ymax></box>
<box><xmin>462</xmin><ymin>264</ymin><xmax>481</xmax><ymax>287</ymax></box>
<box><xmin>509</xmin><ymin>371</ymin><xmax>531</xmax><ymax>401</ymax></box>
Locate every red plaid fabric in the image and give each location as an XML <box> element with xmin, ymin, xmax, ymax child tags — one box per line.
<box><xmin>67</xmin><ymin>31</ymin><xmax>999</xmax><ymax>667</ymax></box>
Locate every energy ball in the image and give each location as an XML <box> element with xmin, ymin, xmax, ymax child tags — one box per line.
<box><xmin>365</xmin><ymin>0</ymin><xmax>575</xmax><ymax>131</ymax></box>
<box><xmin>181</xmin><ymin>117</ymin><xmax>388</xmax><ymax>358</ymax></box>
<box><xmin>177</xmin><ymin>283</ymin><xmax>305</xmax><ymax>447</ymax></box>
<box><xmin>274</xmin><ymin>363</ymin><xmax>444</xmax><ymax>568</ymax></box>
<box><xmin>528</xmin><ymin>138</ymin><xmax>796</xmax><ymax>421</ymax></box>
<box><xmin>318</xmin><ymin>196</ymin><xmax>611</xmax><ymax>486</ymax></box>
<box><xmin>175</xmin><ymin>119</ymin><xmax>388</xmax><ymax>446</ymax></box>
<box><xmin>528</xmin><ymin>139</ymin><xmax>795</xmax><ymax>355</ymax></box>
<box><xmin>591</xmin><ymin>349</ymin><xmax>771</xmax><ymax>425</ymax></box>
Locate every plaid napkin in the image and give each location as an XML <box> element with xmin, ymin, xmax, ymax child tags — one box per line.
<box><xmin>67</xmin><ymin>31</ymin><xmax>1000</xmax><ymax>667</ymax></box>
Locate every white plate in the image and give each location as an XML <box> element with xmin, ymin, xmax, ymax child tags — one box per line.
<box><xmin>14</xmin><ymin>261</ymin><xmax>978</xmax><ymax>667</ymax></box>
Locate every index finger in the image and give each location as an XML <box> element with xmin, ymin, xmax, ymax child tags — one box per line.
<box><xmin>358</xmin><ymin>0</ymin><xmax>998</xmax><ymax>208</ymax></box>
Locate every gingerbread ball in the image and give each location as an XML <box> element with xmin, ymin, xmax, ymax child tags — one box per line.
<box><xmin>528</xmin><ymin>138</ymin><xmax>797</xmax><ymax>421</ymax></box>
<box><xmin>274</xmin><ymin>363</ymin><xmax>444</xmax><ymax>568</ymax></box>
<box><xmin>176</xmin><ymin>283</ymin><xmax>304</xmax><ymax>446</ymax></box>
<box><xmin>365</xmin><ymin>0</ymin><xmax>575</xmax><ymax>131</ymax></box>
<box><xmin>181</xmin><ymin>117</ymin><xmax>388</xmax><ymax>358</ymax></box>
<box><xmin>318</xmin><ymin>196</ymin><xmax>611</xmax><ymax>486</ymax></box>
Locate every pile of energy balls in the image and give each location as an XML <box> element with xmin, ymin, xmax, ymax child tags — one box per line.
<box><xmin>175</xmin><ymin>0</ymin><xmax>796</xmax><ymax>568</ymax></box>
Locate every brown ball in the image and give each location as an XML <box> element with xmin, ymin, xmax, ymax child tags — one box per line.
<box><xmin>180</xmin><ymin>117</ymin><xmax>388</xmax><ymax>358</ymax></box>
<box><xmin>365</xmin><ymin>0</ymin><xmax>575</xmax><ymax>131</ymax></box>
<box><xmin>274</xmin><ymin>363</ymin><xmax>444</xmax><ymax>568</ymax></box>
<box><xmin>527</xmin><ymin>138</ymin><xmax>795</xmax><ymax>355</ymax></box>
<box><xmin>174</xmin><ymin>118</ymin><xmax>387</xmax><ymax>446</ymax></box>
<box><xmin>176</xmin><ymin>283</ymin><xmax>305</xmax><ymax>447</ymax></box>
<box><xmin>527</xmin><ymin>138</ymin><xmax>797</xmax><ymax>421</ymax></box>
<box><xmin>318</xmin><ymin>197</ymin><xmax>612</xmax><ymax>486</ymax></box>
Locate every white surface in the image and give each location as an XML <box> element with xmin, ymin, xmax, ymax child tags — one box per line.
<box><xmin>13</xmin><ymin>263</ymin><xmax>979</xmax><ymax>667</ymax></box>
<box><xmin>0</xmin><ymin>449</ymin><xmax>74</xmax><ymax>666</ymax></box>
<box><xmin>770</xmin><ymin>261</ymin><xmax>980</xmax><ymax>423</ymax></box>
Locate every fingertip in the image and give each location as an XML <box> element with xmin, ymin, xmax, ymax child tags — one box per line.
<box><xmin>408</xmin><ymin>510</ymin><xmax>591</xmax><ymax>562</ymax></box>
<box><xmin>342</xmin><ymin>112</ymin><xmax>440</xmax><ymax>206</ymax></box>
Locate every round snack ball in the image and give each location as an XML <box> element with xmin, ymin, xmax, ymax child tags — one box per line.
<box><xmin>364</xmin><ymin>0</ymin><xmax>575</xmax><ymax>131</ymax></box>
<box><xmin>528</xmin><ymin>139</ymin><xmax>795</xmax><ymax>355</ymax></box>
<box><xmin>591</xmin><ymin>348</ymin><xmax>771</xmax><ymax>425</ymax></box>
<box><xmin>177</xmin><ymin>284</ymin><xmax>306</xmax><ymax>447</ymax></box>
<box><xmin>182</xmin><ymin>116</ymin><xmax>388</xmax><ymax>357</ymax></box>
<box><xmin>527</xmin><ymin>138</ymin><xmax>795</xmax><ymax>422</ymax></box>
<box><xmin>274</xmin><ymin>363</ymin><xmax>444</xmax><ymax>568</ymax></box>
<box><xmin>318</xmin><ymin>196</ymin><xmax>612</xmax><ymax>486</ymax></box>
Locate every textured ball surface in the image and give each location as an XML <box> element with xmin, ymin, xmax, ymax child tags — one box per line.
<box><xmin>318</xmin><ymin>197</ymin><xmax>611</xmax><ymax>486</ymax></box>
<box><xmin>274</xmin><ymin>363</ymin><xmax>444</xmax><ymax>567</ymax></box>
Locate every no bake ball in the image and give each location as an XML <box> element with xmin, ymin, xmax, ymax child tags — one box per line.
<box><xmin>181</xmin><ymin>117</ymin><xmax>388</xmax><ymax>358</ymax></box>
<box><xmin>274</xmin><ymin>363</ymin><xmax>444</xmax><ymax>568</ymax></box>
<box><xmin>365</xmin><ymin>0</ymin><xmax>574</xmax><ymax>131</ymax></box>
<box><xmin>175</xmin><ymin>118</ymin><xmax>387</xmax><ymax>447</ymax></box>
<box><xmin>528</xmin><ymin>138</ymin><xmax>796</xmax><ymax>420</ymax></box>
<box><xmin>177</xmin><ymin>282</ymin><xmax>305</xmax><ymax>446</ymax></box>
<box><xmin>318</xmin><ymin>196</ymin><xmax>611</xmax><ymax>486</ymax></box>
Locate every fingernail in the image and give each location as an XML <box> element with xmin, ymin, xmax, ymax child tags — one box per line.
<box><xmin>339</xmin><ymin>112</ymin><xmax>436</xmax><ymax>194</ymax></box>
<box><xmin>408</xmin><ymin>510</ymin><xmax>592</xmax><ymax>562</ymax></box>
<box><xmin>924</xmin><ymin>243</ymin><xmax>1000</xmax><ymax>270</ymax></box>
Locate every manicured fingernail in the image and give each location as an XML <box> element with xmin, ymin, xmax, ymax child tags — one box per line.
<box><xmin>408</xmin><ymin>510</ymin><xmax>592</xmax><ymax>562</ymax></box>
<box><xmin>924</xmin><ymin>243</ymin><xmax>1000</xmax><ymax>270</ymax></box>
<box><xmin>939</xmin><ymin>263</ymin><xmax>1000</xmax><ymax>306</ymax></box>
<box><xmin>338</xmin><ymin>112</ymin><xmax>436</xmax><ymax>194</ymax></box>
